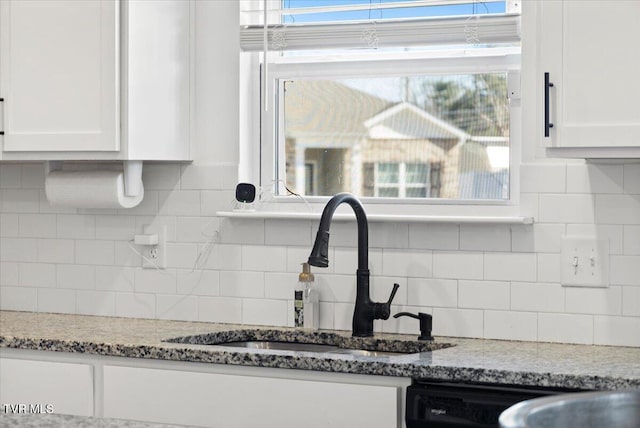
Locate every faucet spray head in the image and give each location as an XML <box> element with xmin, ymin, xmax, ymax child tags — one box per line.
<box><xmin>308</xmin><ymin>230</ymin><xmax>330</xmax><ymax>268</ymax></box>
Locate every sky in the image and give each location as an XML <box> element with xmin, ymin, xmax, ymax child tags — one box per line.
<box><xmin>281</xmin><ymin>0</ymin><xmax>505</xmax><ymax>24</ymax></box>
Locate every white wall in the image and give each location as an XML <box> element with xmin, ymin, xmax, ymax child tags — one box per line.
<box><xmin>0</xmin><ymin>1</ymin><xmax>638</xmax><ymax>347</ymax></box>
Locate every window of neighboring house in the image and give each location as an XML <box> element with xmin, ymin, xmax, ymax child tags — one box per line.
<box><xmin>240</xmin><ymin>0</ymin><xmax>521</xmax><ymax>213</ymax></box>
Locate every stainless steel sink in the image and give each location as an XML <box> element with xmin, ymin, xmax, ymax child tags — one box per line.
<box><xmin>499</xmin><ymin>389</ymin><xmax>640</xmax><ymax>428</ymax></box>
<box><xmin>216</xmin><ymin>340</ymin><xmax>408</xmax><ymax>356</ymax></box>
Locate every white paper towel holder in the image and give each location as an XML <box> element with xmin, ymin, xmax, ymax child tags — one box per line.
<box><xmin>44</xmin><ymin>160</ymin><xmax>144</xmax><ymax>208</ymax></box>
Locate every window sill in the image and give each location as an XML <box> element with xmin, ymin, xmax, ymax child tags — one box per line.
<box><xmin>216</xmin><ymin>211</ymin><xmax>534</xmax><ymax>225</ymax></box>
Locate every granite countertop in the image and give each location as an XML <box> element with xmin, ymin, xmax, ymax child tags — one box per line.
<box><xmin>1</xmin><ymin>311</ymin><xmax>639</xmax><ymax>391</ymax></box>
<box><xmin>0</xmin><ymin>414</ymin><xmax>198</xmax><ymax>428</ymax></box>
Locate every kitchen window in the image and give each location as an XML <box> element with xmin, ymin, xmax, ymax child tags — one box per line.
<box><xmin>239</xmin><ymin>0</ymin><xmax>522</xmax><ymax>216</ymax></box>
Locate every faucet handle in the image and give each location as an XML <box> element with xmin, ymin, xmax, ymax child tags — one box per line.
<box><xmin>393</xmin><ymin>311</ymin><xmax>433</xmax><ymax>341</ymax></box>
<box><xmin>373</xmin><ymin>283</ymin><xmax>400</xmax><ymax>320</ymax></box>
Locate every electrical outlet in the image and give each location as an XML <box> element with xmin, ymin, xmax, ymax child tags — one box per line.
<box><xmin>561</xmin><ymin>236</ymin><xmax>609</xmax><ymax>287</ymax></box>
<box><xmin>142</xmin><ymin>225</ymin><xmax>166</xmax><ymax>269</ymax></box>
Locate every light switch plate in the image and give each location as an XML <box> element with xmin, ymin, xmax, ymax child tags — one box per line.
<box><xmin>560</xmin><ymin>236</ymin><xmax>609</xmax><ymax>287</ymax></box>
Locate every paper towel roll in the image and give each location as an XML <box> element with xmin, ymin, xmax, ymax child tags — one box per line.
<box><xmin>45</xmin><ymin>170</ymin><xmax>144</xmax><ymax>209</ymax></box>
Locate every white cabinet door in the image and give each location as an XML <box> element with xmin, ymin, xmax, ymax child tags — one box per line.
<box><xmin>0</xmin><ymin>358</ymin><xmax>94</xmax><ymax>416</ymax></box>
<box><xmin>540</xmin><ymin>0</ymin><xmax>640</xmax><ymax>152</ymax></box>
<box><xmin>0</xmin><ymin>0</ymin><xmax>118</xmax><ymax>152</ymax></box>
<box><xmin>103</xmin><ymin>365</ymin><xmax>400</xmax><ymax>428</ymax></box>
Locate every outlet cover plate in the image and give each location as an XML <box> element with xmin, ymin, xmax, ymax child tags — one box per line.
<box><xmin>561</xmin><ymin>236</ymin><xmax>609</xmax><ymax>287</ymax></box>
<box><xmin>142</xmin><ymin>224</ymin><xmax>166</xmax><ymax>269</ymax></box>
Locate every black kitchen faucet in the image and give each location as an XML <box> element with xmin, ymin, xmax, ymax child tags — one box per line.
<box><xmin>308</xmin><ymin>192</ymin><xmax>399</xmax><ymax>337</ymax></box>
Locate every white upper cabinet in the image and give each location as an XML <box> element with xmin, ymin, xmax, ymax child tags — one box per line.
<box><xmin>0</xmin><ymin>0</ymin><xmax>118</xmax><ymax>153</ymax></box>
<box><xmin>538</xmin><ymin>0</ymin><xmax>640</xmax><ymax>158</ymax></box>
<box><xmin>0</xmin><ymin>0</ymin><xmax>192</xmax><ymax>161</ymax></box>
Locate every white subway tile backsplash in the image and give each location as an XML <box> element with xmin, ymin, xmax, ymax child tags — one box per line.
<box><xmin>142</xmin><ymin>164</ymin><xmax>181</xmax><ymax>190</ymax></box>
<box><xmin>37</xmin><ymin>239</ymin><xmax>75</xmax><ymax>264</ymax></box>
<box><xmin>265</xmin><ymin>220</ymin><xmax>312</xmax><ymax>246</ymax></box>
<box><xmin>408</xmin><ymin>223</ymin><xmax>459</xmax><ymax>250</ymax></box>
<box><xmin>166</xmin><ymin>243</ymin><xmax>199</xmax><ymax>269</ymax></box>
<box><xmin>264</xmin><ymin>272</ymin><xmax>296</xmax><ymax>300</ymax></box>
<box><xmin>218</xmin><ymin>218</ymin><xmax>265</xmax><ymax>245</ymax></box>
<box><xmin>242</xmin><ymin>299</ymin><xmax>287</xmax><ymax>326</ymax></box>
<box><xmin>0</xmin><ymin>213</ymin><xmax>19</xmax><ymax>237</ymax></box>
<box><xmin>566</xmin><ymin>224</ymin><xmax>624</xmax><ymax>255</ymax></box>
<box><xmin>2</xmin><ymin>189</ymin><xmax>40</xmax><ymax>213</ymax></box>
<box><xmin>200</xmin><ymin>190</ymin><xmax>235</xmax><ymax>216</ymax></box>
<box><xmin>407</xmin><ymin>278</ymin><xmax>457</xmax><ymax>308</ymax></box>
<box><xmin>96</xmin><ymin>266</ymin><xmax>135</xmax><ymax>292</ymax></box>
<box><xmin>382</xmin><ymin>249</ymin><xmax>432</xmax><ymax>278</ymax></box>
<box><xmin>57</xmin><ymin>214</ymin><xmax>95</xmax><ymax>239</ymax></box>
<box><xmin>315</xmin><ymin>274</ymin><xmax>356</xmax><ymax>303</ymax></box>
<box><xmin>19</xmin><ymin>263</ymin><xmax>56</xmax><ymax>288</ymax></box>
<box><xmin>0</xmin><ymin>165</ymin><xmax>22</xmax><ymax>188</ymax></box>
<box><xmin>539</xmin><ymin>194</ymin><xmax>595</xmax><ymax>224</ymax></box>
<box><xmin>594</xmin><ymin>316</ymin><xmax>640</xmax><ymax>347</ymax></box>
<box><xmin>0</xmin><ymin>286</ymin><xmax>38</xmax><ymax>311</ymax></box>
<box><xmin>538</xmin><ymin>313</ymin><xmax>593</xmax><ymax>345</ymax></box>
<box><xmin>335</xmin><ymin>248</ymin><xmax>383</xmax><ymax>275</ymax></box>
<box><xmin>610</xmin><ymin>256</ymin><xmax>640</xmax><ymax>286</ymax></box>
<box><xmin>76</xmin><ymin>290</ymin><xmax>116</xmax><ymax>316</ymax></box>
<box><xmin>1</xmin><ymin>238</ymin><xmax>37</xmax><ymax>262</ymax></box>
<box><xmin>3</xmin><ymin>160</ymin><xmax>640</xmax><ymax>347</ymax></box>
<box><xmin>156</xmin><ymin>295</ymin><xmax>198</xmax><ymax>321</ymax></box>
<box><xmin>623</xmin><ymin>286</ymin><xmax>640</xmax><ymax>316</ymax></box>
<box><xmin>460</xmin><ymin>225</ymin><xmax>511</xmax><ymax>252</ymax></box>
<box><xmin>511</xmin><ymin>282</ymin><xmax>565</xmax><ymax>313</ymax></box>
<box><xmin>623</xmin><ymin>226</ymin><xmax>640</xmax><ymax>255</ymax></box>
<box><xmin>198</xmin><ymin>296</ymin><xmax>242</xmax><ymax>324</ymax></box>
<box><xmin>176</xmin><ymin>269</ymin><xmax>220</xmax><ymax>297</ymax></box>
<box><xmin>57</xmin><ymin>264</ymin><xmax>95</xmax><ymax>290</ymax></box>
<box><xmin>566</xmin><ymin>163</ymin><xmax>623</xmax><ymax>194</ymax></box>
<box><xmin>19</xmin><ymin>214</ymin><xmax>56</xmax><ymax>238</ymax></box>
<box><xmin>537</xmin><ymin>254</ymin><xmax>562</xmax><ymax>283</ymax></box>
<box><xmin>76</xmin><ymin>240</ymin><xmax>115</xmax><ymax>265</ymax></box>
<box><xmin>484</xmin><ymin>253</ymin><xmax>536</xmax><ymax>282</ymax></box>
<box><xmin>115</xmin><ymin>292</ymin><xmax>156</xmax><ymax>319</ymax></box>
<box><xmin>176</xmin><ymin>216</ymin><xmax>218</xmax><ymax>243</ymax></box>
<box><xmin>0</xmin><ymin>262</ymin><xmax>19</xmax><ymax>286</ymax></box>
<box><xmin>241</xmin><ymin>245</ymin><xmax>287</xmax><ymax>272</ymax></box>
<box><xmin>158</xmin><ymin>190</ymin><xmax>201</xmax><ymax>216</ymax></box>
<box><xmin>432</xmin><ymin>308</ymin><xmax>483</xmax><ymax>338</ymax></box>
<box><xmin>623</xmin><ymin>164</ymin><xmax>640</xmax><ymax>194</ymax></box>
<box><xmin>95</xmin><ymin>215</ymin><xmax>136</xmax><ymax>241</ymax></box>
<box><xmin>458</xmin><ymin>280</ymin><xmax>510</xmax><ymax>310</ymax></box>
<box><xmin>484</xmin><ymin>311</ymin><xmax>537</xmax><ymax>341</ymax></box>
<box><xmin>520</xmin><ymin>163</ymin><xmax>566</xmax><ymax>193</ymax></box>
<box><xmin>200</xmin><ymin>243</ymin><xmax>242</xmax><ymax>271</ymax></box>
<box><xmin>220</xmin><ymin>270</ymin><xmax>264</xmax><ymax>298</ymax></box>
<box><xmin>433</xmin><ymin>251</ymin><xmax>483</xmax><ymax>280</ymax></box>
<box><xmin>134</xmin><ymin>268</ymin><xmax>177</xmax><ymax>294</ymax></box>
<box><xmin>20</xmin><ymin>165</ymin><xmax>45</xmax><ymax>189</ymax></box>
<box><xmin>595</xmin><ymin>195</ymin><xmax>640</xmax><ymax>224</ymax></box>
<box><xmin>37</xmin><ymin>288</ymin><xmax>76</xmax><ymax>313</ymax></box>
<box><xmin>369</xmin><ymin>223</ymin><xmax>409</xmax><ymax>249</ymax></box>
<box><xmin>565</xmin><ymin>286</ymin><xmax>622</xmax><ymax>316</ymax></box>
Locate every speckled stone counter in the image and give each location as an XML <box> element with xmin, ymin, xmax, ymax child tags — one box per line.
<box><xmin>1</xmin><ymin>311</ymin><xmax>639</xmax><ymax>390</ymax></box>
<box><xmin>0</xmin><ymin>414</ymin><xmax>198</xmax><ymax>428</ymax></box>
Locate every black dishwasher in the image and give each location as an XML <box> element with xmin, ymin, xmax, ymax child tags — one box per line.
<box><xmin>406</xmin><ymin>380</ymin><xmax>582</xmax><ymax>427</ymax></box>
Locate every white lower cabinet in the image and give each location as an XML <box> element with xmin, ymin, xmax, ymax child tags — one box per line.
<box><xmin>0</xmin><ymin>349</ymin><xmax>409</xmax><ymax>427</ymax></box>
<box><xmin>103</xmin><ymin>364</ymin><xmax>403</xmax><ymax>428</ymax></box>
<box><xmin>0</xmin><ymin>357</ymin><xmax>94</xmax><ymax>416</ymax></box>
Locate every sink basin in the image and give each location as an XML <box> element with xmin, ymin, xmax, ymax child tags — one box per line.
<box><xmin>164</xmin><ymin>329</ymin><xmax>453</xmax><ymax>356</ymax></box>
<box><xmin>217</xmin><ymin>340</ymin><xmax>407</xmax><ymax>356</ymax></box>
<box><xmin>499</xmin><ymin>389</ymin><xmax>640</xmax><ymax>428</ymax></box>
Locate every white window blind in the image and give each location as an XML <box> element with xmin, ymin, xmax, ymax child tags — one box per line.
<box><xmin>240</xmin><ymin>0</ymin><xmax>521</xmax><ymax>52</ymax></box>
